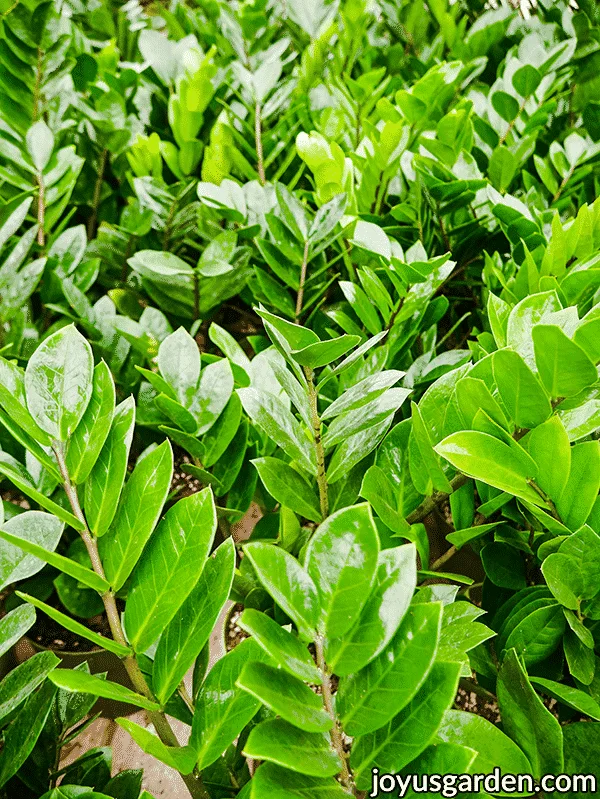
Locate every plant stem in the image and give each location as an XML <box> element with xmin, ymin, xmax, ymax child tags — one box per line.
<box><xmin>304</xmin><ymin>367</ymin><xmax>328</xmax><ymax>519</ymax></box>
<box><xmin>87</xmin><ymin>148</ymin><xmax>107</xmax><ymax>239</ymax></box>
<box><xmin>430</xmin><ymin>544</ymin><xmax>457</xmax><ymax>571</ymax></box>
<box><xmin>295</xmin><ymin>239</ymin><xmax>310</xmax><ymax>322</ymax></box>
<box><xmin>52</xmin><ymin>445</ymin><xmax>209</xmax><ymax>799</ymax></box>
<box><xmin>254</xmin><ymin>101</ymin><xmax>266</xmax><ymax>186</ymax></box>
<box><xmin>405</xmin><ymin>473</ymin><xmax>469</xmax><ymax>526</ymax></box>
<box><xmin>36</xmin><ymin>171</ymin><xmax>45</xmax><ymax>247</ymax></box>
<box><xmin>315</xmin><ymin>636</ymin><xmax>354</xmax><ymax>794</ymax></box>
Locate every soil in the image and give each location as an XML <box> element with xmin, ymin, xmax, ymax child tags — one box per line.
<box><xmin>27</xmin><ymin>599</ymin><xmax>123</xmax><ymax>652</ymax></box>
<box><xmin>225</xmin><ymin>603</ymin><xmax>249</xmax><ymax>652</ymax></box>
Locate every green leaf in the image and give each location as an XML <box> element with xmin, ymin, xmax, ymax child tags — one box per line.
<box><xmin>116</xmin><ymin>718</ymin><xmax>197</xmax><ymax>773</ymax></box>
<box><xmin>192</xmin><ymin>359</ymin><xmax>234</xmax><ymax>435</ymax></box>
<box><xmin>308</xmin><ymin>193</ymin><xmax>346</xmax><ymax>244</ymax></box>
<box><xmin>0</xmin><ymin>528</ymin><xmax>109</xmax><ymax>593</ymax></box>
<box><xmin>26</xmin><ymin>120</ymin><xmax>54</xmax><ymax>171</ymax></box>
<box><xmin>238</xmin><ymin>608</ymin><xmax>321</xmax><ymax>684</ymax></box>
<box><xmin>0</xmin><ymin>680</ymin><xmax>56</xmax><ymax>788</ymax></box>
<box><xmin>327</xmin><ymin>416</ymin><xmax>393</xmax><ymax>484</ymax></box>
<box><xmin>436</xmin><ymin>709</ymin><xmax>531</xmax><ymax>775</ymax></box>
<box><xmin>398</xmin><ymin>743</ymin><xmax>478</xmax><ymax>798</ymax></box>
<box><xmin>488</xmin><ymin>146</ymin><xmax>517</xmax><ymax>192</ymax></box>
<box><xmin>84</xmin><ymin>397</ymin><xmax>135</xmax><ymax>537</ymax></box>
<box><xmin>0</xmin><ymin>650</ymin><xmax>58</xmax><ymax>723</ymax></box>
<box><xmin>0</xmin><ymin>510</ymin><xmax>63</xmax><ymax>591</ymax></box>
<box><xmin>237</xmin><ymin>661</ymin><xmax>332</xmax><ymax>732</ymax></box>
<box><xmin>0</xmin><ymin>604</ymin><xmax>35</xmax><ymax>659</ymax></box>
<box><xmin>16</xmin><ymin>592</ymin><xmax>132</xmax><ymax>657</ymax></box>
<box><xmin>573</xmin><ymin>317</ymin><xmax>600</xmax><ymax>363</ymax></box>
<box><xmin>305</xmin><ymin>504</ymin><xmax>379</xmax><ymax>639</ymax></box>
<box><xmin>250</xmin><ymin>763</ymin><xmax>348</xmax><ymax>799</ymax></box>
<box><xmin>410</xmin><ymin>401</ymin><xmax>452</xmax><ymax>494</ymax></box>
<box><xmin>527</xmin><ymin>415</ymin><xmax>571</xmax><ymax>502</ymax></box>
<box><xmin>512</xmin><ymin>64</ymin><xmax>542</xmax><ymax>97</ymax></box>
<box><xmin>275</xmin><ymin>183</ymin><xmax>309</xmax><ymax>243</ymax></box>
<box><xmin>157</xmin><ymin>327</ymin><xmax>201</xmax><ymax>407</ymax></box>
<box><xmin>531</xmin><ymin>677</ymin><xmax>600</xmax><ymax>721</ymax></box>
<box><xmin>47</xmin><ymin>670</ymin><xmax>159</xmax><ymax>711</ymax></box>
<box><xmin>337</xmin><ymin>602</ymin><xmax>442</xmax><ymax>736</ymax></box>
<box><xmin>503</xmin><ymin>603</ymin><xmax>565</xmax><ymax>665</ymax></box>
<box><xmin>100</xmin><ymin>440</ymin><xmax>173</xmax><ymax>591</ymax></box>
<box><xmin>24</xmin><ymin>326</ymin><xmax>93</xmax><ymax>441</ymax></box>
<box><xmin>322</xmin><ymin>371</ymin><xmax>405</xmax><ymax>421</ymax></box>
<box><xmin>556</xmin><ymin>442</ymin><xmax>600</xmax><ymax>530</ymax></box>
<box><xmin>124</xmin><ymin>487</ymin><xmax>217</xmax><ymax>654</ymax></box>
<box><xmin>291</xmin><ymin>335</ymin><xmax>361</xmax><ymax>369</ymax></box>
<box><xmin>435</xmin><ymin>431</ymin><xmax>545</xmax><ymax>506</ymax></box>
<box><xmin>350</xmin><ymin>661</ymin><xmax>461</xmax><ymax>790</ymax></box>
<box><xmin>243</xmin><ymin>542</ymin><xmax>320</xmax><ymax>640</ymax></box>
<box><xmin>238</xmin><ymin>387</ymin><xmax>317</xmax><ymax>476</ymax></box>
<box><xmin>359</xmin><ymin>464</ymin><xmax>410</xmax><ymax>535</ymax></box>
<box><xmin>0</xmin><ymin>356</ymin><xmax>52</xmax><ymax>446</ymax></box>
<box><xmin>533</xmin><ymin>325</ymin><xmax>598</xmax><ymax>399</ymax></box>
<box><xmin>0</xmin><ymin>453</ymin><xmax>82</xmax><ymax>530</ymax></box>
<box><xmin>252</xmin><ymin>457</ymin><xmax>321</xmax><ymax>522</ymax></box>
<box><xmin>153</xmin><ymin>538</ymin><xmax>236</xmax><ymax>705</ymax></box>
<box><xmin>191</xmin><ymin>638</ymin><xmax>268</xmax><ymax>769</ymax></box>
<box><xmin>563</xmin><ymin>722</ymin><xmax>600</xmax><ymax>798</ymax></box>
<box><xmin>491</xmin><ymin>91</ymin><xmax>520</xmax><ymax>122</ymax></box>
<box><xmin>559</xmin><ymin>526</ymin><xmax>600</xmax><ymax>598</ymax></box>
<box><xmin>326</xmin><ymin>544</ymin><xmax>417</xmax><ymax>676</ymax></box>
<box><xmin>323</xmin><ymin>388</ymin><xmax>410</xmax><ymax>450</ymax></box>
<box><xmin>446</xmin><ymin>522</ymin><xmax>502</xmax><ymax>549</ymax></box>
<box><xmin>541</xmin><ymin>554</ymin><xmax>582</xmax><ymax>610</ymax></box>
<box><xmin>244</xmin><ymin>719</ymin><xmax>342</xmax><ymax>777</ymax></box>
<box><xmin>497</xmin><ymin>649</ymin><xmax>564</xmax><ymax>778</ymax></box>
<box><xmin>492</xmin><ymin>349</ymin><xmax>552</xmax><ymax>429</ymax></box>
<box><xmin>65</xmin><ymin>361</ymin><xmax>116</xmax><ymax>484</ymax></box>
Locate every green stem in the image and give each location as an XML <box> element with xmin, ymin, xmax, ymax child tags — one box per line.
<box><xmin>295</xmin><ymin>239</ymin><xmax>310</xmax><ymax>322</ymax></box>
<box><xmin>304</xmin><ymin>367</ymin><xmax>328</xmax><ymax>519</ymax></box>
<box><xmin>87</xmin><ymin>148</ymin><xmax>107</xmax><ymax>239</ymax></box>
<box><xmin>315</xmin><ymin>636</ymin><xmax>354</xmax><ymax>794</ymax></box>
<box><xmin>255</xmin><ymin>100</ymin><xmax>266</xmax><ymax>185</ymax></box>
<box><xmin>52</xmin><ymin>445</ymin><xmax>209</xmax><ymax>799</ymax></box>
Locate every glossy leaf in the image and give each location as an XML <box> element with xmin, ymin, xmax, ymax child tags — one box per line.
<box><xmin>125</xmin><ymin>487</ymin><xmax>217</xmax><ymax>653</ymax></box>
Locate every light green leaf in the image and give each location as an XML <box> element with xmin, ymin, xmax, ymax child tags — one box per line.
<box><xmin>0</xmin><ymin>528</ymin><xmax>108</xmax><ymax>593</ymax></box>
<box><xmin>237</xmin><ymin>661</ymin><xmax>332</xmax><ymax>732</ymax></box>
<box><xmin>435</xmin><ymin>431</ymin><xmax>545</xmax><ymax>506</ymax></box>
<box><xmin>326</xmin><ymin>544</ymin><xmax>417</xmax><ymax>675</ymax></box>
<box><xmin>350</xmin><ymin>661</ymin><xmax>461</xmax><ymax>790</ymax></box>
<box><xmin>85</xmin><ymin>397</ymin><xmax>135</xmax><ymax>537</ymax></box>
<box><xmin>527</xmin><ymin>416</ymin><xmax>571</xmax><ymax>503</ymax></box>
<box><xmin>191</xmin><ymin>638</ymin><xmax>268</xmax><ymax>769</ymax></box>
<box><xmin>24</xmin><ymin>326</ymin><xmax>93</xmax><ymax>441</ymax></box>
<box><xmin>153</xmin><ymin>538</ymin><xmax>235</xmax><ymax>705</ymax></box>
<box><xmin>252</xmin><ymin>457</ymin><xmax>321</xmax><ymax>522</ymax></box>
<box><xmin>497</xmin><ymin>649</ymin><xmax>564</xmax><ymax>778</ymax></box>
<box><xmin>100</xmin><ymin>440</ymin><xmax>173</xmax><ymax>591</ymax></box>
<box><xmin>533</xmin><ymin>325</ymin><xmax>597</xmax><ymax>399</ymax></box>
<box><xmin>116</xmin><ymin>718</ymin><xmax>197</xmax><ymax>773</ymax></box>
<box><xmin>0</xmin><ymin>604</ymin><xmax>35</xmax><ymax>659</ymax></box>
<box><xmin>243</xmin><ymin>542</ymin><xmax>320</xmax><ymax>640</ymax></box>
<box><xmin>238</xmin><ymin>387</ymin><xmax>316</xmax><ymax>476</ymax></box>
<box><xmin>65</xmin><ymin>361</ymin><xmax>115</xmax><ymax>484</ymax></box>
<box><xmin>26</xmin><ymin>120</ymin><xmax>54</xmax><ymax>172</ymax></box>
<box><xmin>337</xmin><ymin>602</ymin><xmax>442</xmax><ymax>736</ymax></box>
<box><xmin>0</xmin><ymin>511</ymin><xmax>63</xmax><ymax>591</ymax></box>
<box><xmin>244</xmin><ymin>719</ymin><xmax>342</xmax><ymax>777</ymax></box>
<box><xmin>556</xmin><ymin>442</ymin><xmax>600</xmax><ymax>530</ymax></box>
<box><xmin>47</xmin><ymin>670</ymin><xmax>159</xmax><ymax>711</ymax></box>
<box><xmin>238</xmin><ymin>608</ymin><xmax>321</xmax><ymax>684</ymax></box>
<box><xmin>305</xmin><ymin>504</ymin><xmax>379</xmax><ymax>639</ymax></box>
<box><xmin>124</xmin><ymin>487</ymin><xmax>217</xmax><ymax>654</ymax></box>
<box><xmin>16</xmin><ymin>592</ymin><xmax>131</xmax><ymax>657</ymax></box>
<box><xmin>0</xmin><ymin>650</ymin><xmax>59</xmax><ymax>723</ymax></box>
<box><xmin>250</xmin><ymin>762</ymin><xmax>348</xmax><ymax>799</ymax></box>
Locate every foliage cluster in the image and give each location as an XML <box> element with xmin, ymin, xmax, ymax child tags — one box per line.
<box><xmin>1</xmin><ymin>0</ymin><xmax>600</xmax><ymax>797</ymax></box>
